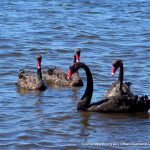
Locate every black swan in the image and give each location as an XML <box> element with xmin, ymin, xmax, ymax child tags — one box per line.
<box><xmin>67</xmin><ymin>62</ymin><xmax>150</xmax><ymax>112</ymax></box>
<box><xmin>104</xmin><ymin>60</ymin><xmax>133</xmax><ymax>97</ymax></box>
<box><xmin>16</xmin><ymin>55</ymin><xmax>46</xmax><ymax>91</ymax></box>
<box><xmin>43</xmin><ymin>48</ymin><xmax>83</xmax><ymax>87</ymax></box>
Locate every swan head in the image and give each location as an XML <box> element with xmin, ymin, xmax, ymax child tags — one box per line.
<box><xmin>67</xmin><ymin>62</ymin><xmax>81</xmax><ymax>80</ymax></box>
<box><xmin>112</xmin><ymin>60</ymin><xmax>122</xmax><ymax>76</ymax></box>
<box><xmin>74</xmin><ymin>48</ymin><xmax>81</xmax><ymax>63</ymax></box>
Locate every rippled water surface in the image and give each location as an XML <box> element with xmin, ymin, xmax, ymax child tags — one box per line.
<box><xmin>0</xmin><ymin>0</ymin><xmax>150</xmax><ymax>149</ymax></box>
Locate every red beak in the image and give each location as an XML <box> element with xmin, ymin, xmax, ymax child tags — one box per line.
<box><xmin>112</xmin><ymin>66</ymin><xmax>117</xmax><ymax>76</ymax></box>
<box><xmin>37</xmin><ymin>59</ymin><xmax>41</xmax><ymax>69</ymax></box>
<box><xmin>75</xmin><ymin>53</ymin><xmax>80</xmax><ymax>62</ymax></box>
<box><xmin>67</xmin><ymin>68</ymin><xmax>73</xmax><ymax>80</ymax></box>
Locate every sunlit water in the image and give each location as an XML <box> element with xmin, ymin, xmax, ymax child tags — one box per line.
<box><xmin>0</xmin><ymin>0</ymin><xmax>150</xmax><ymax>149</ymax></box>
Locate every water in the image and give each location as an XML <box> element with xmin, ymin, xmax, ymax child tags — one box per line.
<box><xmin>0</xmin><ymin>0</ymin><xmax>150</xmax><ymax>149</ymax></box>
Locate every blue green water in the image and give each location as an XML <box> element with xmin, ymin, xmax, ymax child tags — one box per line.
<box><xmin>0</xmin><ymin>0</ymin><xmax>150</xmax><ymax>149</ymax></box>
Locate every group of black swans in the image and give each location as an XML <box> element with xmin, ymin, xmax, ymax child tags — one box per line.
<box><xmin>16</xmin><ymin>49</ymin><xmax>150</xmax><ymax>113</ymax></box>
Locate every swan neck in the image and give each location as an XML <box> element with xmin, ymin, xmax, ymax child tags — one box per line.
<box><xmin>118</xmin><ymin>63</ymin><xmax>123</xmax><ymax>91</ymax></box>
<box><xmin>37</xmin><ymin>60</ymin><xmax>42</xmax><ymax>80</ymax></box>
<box><xmin>73</xmin><ymin>54</ymin><xmax>76</xmax><ymax>63</ymax></box>
<box><xmin>77</xmin><ymin>63</ymin><xmax>93</xmax><ymax>109</ymax></box>
<box><xmin>37</xmin><ymin>68</ymin><xmax>42</xmax><ymax>79</ymax></box>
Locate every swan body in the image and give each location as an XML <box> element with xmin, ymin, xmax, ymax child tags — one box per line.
<box><xmin>104</xmin><ymin>81</ymin><xmax>132</xmax><ymax>97</ymax></box>
<box><xmin>43</xmin><ymin>48</ymin><xmax>83</xmax><ymax>87</ymax></box>
<box><xmin>68</xmin><ymin>62</ymin><xmax>150</xmax><ymax>113</ymax></box>
<box><xmin>43</xmin><ymin>67</ymin><xmax>82</xmax><ymax>86</ymax></box>
<box><xmin>104</xmin><ymin>60</ymin><xmax>133</xmax><ymax>97</ymax></box>
<box><xmin>16</xmin><ymin>55</ymin><xmax>46</xmax><ymax>91</ymax></box>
